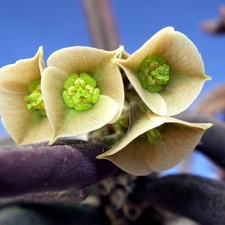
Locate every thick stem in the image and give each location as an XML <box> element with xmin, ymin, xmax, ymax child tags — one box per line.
<box><xmin>0</xmin><ymin>140</ymin><xmax>119</xmax><ymax>198</ymax></box>
<box><xmin>141</xmin><ymin>174</ymin><xmax>225</xmax><ymax>225</ymax></box>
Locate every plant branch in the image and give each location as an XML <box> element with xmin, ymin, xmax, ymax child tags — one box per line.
<box><xmin>82</xmin><ymin>0</ymin><xmax>120</xmax><ymax>50</ymax></box>
<box><xmin>195</xmin><ymin>84</ymin><xmax>225</xmax><ymax>116</ymax></box>
<box><xmin>141</xmin><ymin>174</ymin><xmax>225</xmax><ymax>225</ymax></box>
<box><xmin>0</xmin><ymin>140</ymin><xmax>119</xmax><ymax>199</ymax></box>
<box><xmin>201</xmin><ymin>6</ymin><xmax>225</xmax><ymax>34</ymax></box>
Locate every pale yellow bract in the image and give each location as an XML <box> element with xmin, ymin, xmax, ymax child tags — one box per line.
<box><xmin>0</xmin><ymin>47</ymin><xmax>53</xmax><ymax>144</ymax></box>
<box><xmin>42</xmin><ymin>46</ymin><xmax>124</xmax><ymax>144</ymax></box>
<box><xmin>115</xmin><ymin>27</ymin><xmax>210</xmax><ymax>116</ymax></box>
<box><xmin>97</xmin><ymin>102</ymin><xmax>212</xmax><ymax>176</ymax></box>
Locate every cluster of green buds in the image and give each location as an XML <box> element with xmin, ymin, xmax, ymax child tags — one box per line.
<box><xmin>146</xmin><ymin>126</ymin><xmax>164</xmax><ymax>146</ymax></box>
<box><xmin>137</xmin><ymin>56</ymin><xmax>170</xmax><ymax>93</ymax></box>
<box><xmin>24</xmin><ymin>80</ymin><xmax>46</xmax><ymax>116</ymax></box>
<box><xmin>62</xmin><ymin>73</ymin><xmax>100</xmax><ymax>111</ymax></box>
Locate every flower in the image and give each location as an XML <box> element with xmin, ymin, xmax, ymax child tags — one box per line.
<box><xmin>97</xmin><ymin>102</ymin><xmax>212</xmax><ymax>176</ymax></box>
<box><xmin>0</xmin><ymin>47</ymin><xmax>53</xmax><ymax>144</ymax></box>
<box><xmin>115</xmin><ymin>27</ymin><xmax>210</xmax><ymax>116</ymax></box>
<box><xmin>41</xmin><ymin>46</ymin><xmax>124</xmax><ymax>144</ymax></box>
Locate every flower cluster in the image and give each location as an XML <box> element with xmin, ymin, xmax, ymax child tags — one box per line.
<box><xmin>0</xmin><ymin>46</ymin><xmax>124</xmax><ymax>144</ymax></box>
<box><xmin>0</xmin><ymin>27</ymin><xmax>212</xmax><ymax>175</ymax></box>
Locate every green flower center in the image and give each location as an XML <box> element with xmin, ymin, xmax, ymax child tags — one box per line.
<box><xmin>137</xmin><ymin>56</ymin><xmax>170</xmax><ymax>93</ymax></box>
<box><xmin>24</xmin><ymin>80</ymin><xmax>46</xmax><ymax>116</ymax></box>
<box><xmin>147</xmin><ymin>126</ymin><xmax>164</xmax><ymax>146</ymax></box>
<box><xmin>62</xmin><ymin>73</ymin><xmax>101</xmax><ymax>111</ymax></box>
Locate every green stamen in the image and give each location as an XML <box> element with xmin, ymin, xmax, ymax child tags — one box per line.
<box><xmin>137</xmin><ymin>56</ymin><xmax>170</xmax><ymax>93</ymax></box>
<box><xmin>24</xmin><ymin>80</ymin><xmax>46</xmax><ymax>116</ymax></box>
<box><xmin>147</xmin><ymin>126</ymin><xmax>164</xmax><ymax>146</ymax></box>
<box><xmin>62</xmin><ymin>73</ymin><xmax>101</xmax><ymax>111</ymax></box>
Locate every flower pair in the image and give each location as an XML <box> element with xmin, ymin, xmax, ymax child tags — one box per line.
<box><xmin>0</xmin><ymin>46</ymin><xmax>124</xmax><ymax>144</ymax></box>
<box><xmin>97</xmin><ymin>27</ymin><xmax>212</xmax><ymax>175</ymax></box>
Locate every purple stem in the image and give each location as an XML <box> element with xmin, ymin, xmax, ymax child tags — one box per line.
<box><xmin>0</xmin><ymin>140</ymin><xmax>119</xmax><ymax>198</ymax></box>
<box><xmin>142</xmin><ymin>174</ymin><xmax>225</xmax><ymax>225</ymax></box>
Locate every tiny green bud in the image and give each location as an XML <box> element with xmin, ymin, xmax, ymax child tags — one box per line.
<box><xmin>90</xmin><ymin>87</ymin><xmax>100</xmax><ymax>104</ymax></box>
<box><xmin>74</xmin><ymin>102</ymin><xmax>92</xmax><ymax>111</ymax></box>
<box><xmin>39</xmin><ymin>109</ymin><xmax>46</xmax><ymax>116</ymax></box>
<box><xmin>147</xmin><ymin>126</ymin><xmax>164</xmax><ymax>146</ymax></box>
<box><xmin>137</xmin><ymin>56</ymin><xmax>170</xmax><ymax>93</ymax></box>
<box><xmin>147</xmin><ymin>85</ymin><xmax>163</xmax><ymax>93</ymax></box>
<box><xmin>80</xmin><ymin>73</ymin><xmax>97</xmax><ymax>88</ymax></box>
<box><xmin>62</xmin><ymin>73</ymin><xmax>101</xmax><ymax>111</ymax></box>
<box><xmin>63</xmin><ymin>73</ymin><xmax>79</xmax><ymax>89</ymax></box>
<box><xmin>137</xmin><ymin>72</ymin><xmax>148</xmax><ymax>88</ymax></box>
<box><xmin>24</xmin><ymin>79</ymin><xmax>46</xmax><ymax>116</ymax></box>
<box><xmin>28</xmin><ymin>80</ymin><xmax>41</xmax><ymax>92</ymax></box>
<box><xmin>62</xmin><ymin>90</ymin><xmax>75</xmax><ymax>108</ymax></box>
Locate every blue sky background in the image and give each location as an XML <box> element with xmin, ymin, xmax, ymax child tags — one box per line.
<box><xmin>1</xmin><ymin>0</ymin><xmax>225</xmax><ymax>92</ymax></box>
<box><xmin>0</xmin><ymin>0</ymin><xmax>224</xmax><ymax>177</ymax></box>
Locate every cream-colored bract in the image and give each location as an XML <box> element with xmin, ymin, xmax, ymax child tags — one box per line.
<box><xmin>116</xmin><ymin>27</ymin><xmax>210</xmax><ymax>116</ymax></box>
<box><xmin>42</xmin><ymin>46</ymin><xmax>124</xmax><ymax>144</ymax></box>
<box><xmin>0</xmin><ymin>47</ymin><xmax>53</xmax><ymax>144</ymax></box>
<box><xmin>97</xmin><ymin>102</ymin><xmax>212</xmax><ymax>176</ymax></box>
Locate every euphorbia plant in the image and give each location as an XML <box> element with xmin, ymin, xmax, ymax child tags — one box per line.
<box><xmin>0</xmin><ymin>27</ymin><xmax>212</xmax><ymax>176</ymax></box>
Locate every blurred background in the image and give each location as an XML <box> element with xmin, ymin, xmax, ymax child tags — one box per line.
<box><xmin>0</xmin><ymin>0</ymin><xmax>225</xmax><ymax>177</ymax></box>
<box><xmin>1</xmin><ymin>1</ymin><xmax>225</xmax><ymax>89</ymax></box>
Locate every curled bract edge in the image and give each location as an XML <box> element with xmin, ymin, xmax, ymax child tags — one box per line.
<box><xmin>42</xmin><ymin>46</ymin><xmax>125</xmax><ymax>144</ymax></box>
<box><xmin>97</xmin><ymin>102</ymin><xmax>212</xmax><ymax>176</ymax></box>
<box><xmin>0</xmin><ymin>47</ymin><xmax>53</xmax><ymax>144</ymax></box>
<box><xmin>115</xmin><ymin>27</ymin><xmax>210</xmax><ymax>116</ymax></box>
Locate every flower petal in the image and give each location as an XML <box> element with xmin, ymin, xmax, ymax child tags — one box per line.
<box><xmin>0</xmin><ymin>46</ymin><xmax>44</xmax><ymax>94</ymax></box>
<box><xmin>97</xmin><ymin>102</ymin><xmax>163</xmax><ymax>157</ymax></box>
<box><xmin>97</xmin><ymin>102</ymin><xmax>164</xmax><ymax>175</ymax></box>
<box><xmin>116</xmin><ymin>27</ymin><xmax>209</xmax><ymax>116</ymax></box>
<box><xmin>98</xmin><ymin>102</ymin><xmax>212</xmax><ymax>175</ymax></box>
<box><xmin>151</xmin><ymin>31</ymin><xmax>210</xmax><ymax>115</ymax></box>
<box><xmin>98</xmin><ymin>139</ymin><xmax>154</xmax><ymax>175</ymax></box>
<box><xmin>41</xmin><ymin>66</ymin><xmax>119</xmax><ymax>144</ymax></box>
<box><xmin>115</xmin><ymin>66</ymin><xmax>168</xmax><ymax>115</ymax></box>
<box><xmin>47</xmin><ymin>46</ymin><xmax>124</xmax><ymax>121</ymax></box>
<box><xmin>116</xmin><ymin>27</ymin><xmax>174</xmax><ymax>115</ymax></box>
<box><xmin>0</xmin><ymin>47</ymin><xmax>52</xmax><ymax>144</ymax></box>
<box><xmin>145</xmin><ymin>117</ymin><xmax>212</xmax><ymax>171</ymax></box>
<box><xmin>0</xmin><ymin>90</ymin><xmax>52</xmax><ymax>144</ymax></box>
<box><xmin>51</xmin><ymin>95</ymin><xmax>118</xmax><ymax>144</ymax></box>
<box><xmin>117</xmin><ymin>27</ymin><xmax>175</xmax><ymax>69</ymax></box>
